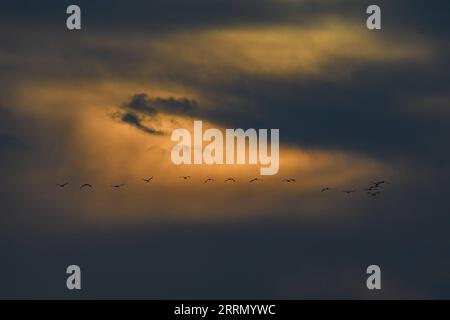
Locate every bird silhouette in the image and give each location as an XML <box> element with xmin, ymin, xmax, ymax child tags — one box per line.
<box><xmin>282</xmin><ymin>179</ymin><xmax>296</xmax><ymax>183</ymax></box>
<box><xmin>250</xmin><ymin>178</ymin><xmax>263</xmax><ymax>183</ymax></box>
<box><xmin>342</xmin><ymin>190</ymin><xmax>356</xmax><ymax>194</ymax></box>
<box><xmin>321</xmin><ymin>187</ymin><xmax>330</xmax><ymax>192</ymax></box>
<box><xmin>57</xmin><ymin>183</ymin><xmax>68</xmax><ymax>187</ymax></box>
<box><xmin>225</xmin><ymin>178</ymin><xmax>236</xmax><ymax>183</ymax></box>
<box><xmin>80</xmin><ymin>184</ymin><xmax>93</xmax><ymax>189</ymax></box>
<box><xmin>179</xmin><ymin>176</ymin><xmax>191</xmax><ymax>180</ymax></box>
<box><xmin>204</xmin><ymin>178</ymin><xmax>215</xmax><ymax>183</ymax></box>
<box><xmin>373</xmin><ymin>181</ymin><xmax>389</xmax><ymax>187</ymax></box>
<box><xmin>112</xmin><ymin>184</ymin><xmax>125</xmax><ymax>188</ymax></box>
<box><xmin>142</xmin><ymin>177</ymin><xmax>154</xmax><ymax>183</ymax></box>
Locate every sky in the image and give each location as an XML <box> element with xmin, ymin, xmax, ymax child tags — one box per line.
<box><xmin>1</xmin><ymin>0</ymin><xmax>450</xmax><ymax>299</ymax></box>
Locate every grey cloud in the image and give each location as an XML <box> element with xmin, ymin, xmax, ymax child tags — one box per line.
<box><xmin>114</xmin><ymin>111</ymin><xmax>163</xmax><ymax>135</ymax></box>
<box><xmin>123</xmin><ymin>93</ymin><xmax>198</xmax><ymax>117</ymax></box>
<box><xmin>123</xmin><ymin>94</ymin><xmax>158</xmax><ymax>117</ymax></box>
<box><xmin>2</xmin><ymin>177</ymin><xmax>450</xmax><ymax>299</ymax></box>
<box><xmin>152</xmin><ymin>97</ymin><xmax>198</xmax><ymax>116</ymax></box>
<box><xmin>0</xmin><ymin>134</ymin><xmax>24</xmax><ymax>150</ymax></box>
<box><xmin>114</xmin><ymin>93</ymin><xmax>198</xmax><ymax>135</ymax></box>
<box><xmin>192</xmin><ymin>55</ymin><xmax>450</xmax><ymax>166</ymax></box>
<box><xmin>3</xmin><ymin>1</ymin><xmax>449</xmax><ymax>40</ymax></box>
<box><xmin>1</xmin><ymin>1</ymin><xmax>448</xmax><ymax>44</ymax></box>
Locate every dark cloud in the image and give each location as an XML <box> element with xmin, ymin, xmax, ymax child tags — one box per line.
<box><xmin>0</xmin><ymin>108</ymin><xmax>31</xmax><ymax>169</ymax></box>
<box><xmin>2</xmin><ymin>179</ymin><xmax>450</xmax><ymax>299</ymax></box>
<box><xmin>3</xmin><ymin>1</ymin><xmax>449</xmax><ymax>41</ymax></box>
<box><xmin>0</xmin><ymin>134</ymin><xmax>24</xmax><ymax>150</ymax></box>
<box><xmin>113</xmin><ymin>93</ymin><xmax>197</xmax><ymax>135</ymax></box>
<box><xmin>187</xmin><ymin>54</ymin><xmax>450</xmax><ymax>166</ymax></box>
<box><xmin>123</xmin><ymin>94</ymin><xmax>158</xmax><ymax>117</ymax></box>
<box><xmin>113</xmin><ymin>111</ymin><xmax>163</xmax><ymax>135</ymax></box>
<box><xmin>123</xmin><ymin>93</ymin><xmax>198</xmax><ymax>117</ymax></box>
<box><xmin>152</xmin><ymin>97</ymin><xmax>198</xmax><ymax>116</ymax></box>
<box><xmin>0</xmin><ymin>0</ymin><xmax>350</xmax><ymax>31</ymax></box>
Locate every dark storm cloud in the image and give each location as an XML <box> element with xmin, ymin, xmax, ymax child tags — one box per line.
<box><xmin>124</xmin><ymin>94</ymin><xmax>158</xmax><ymax>117</ymax></box>
<box><xmin>123</xmin><ymin>93</ymin><xmax>198</xmax><ymax>117</ymax></box>
<box><xmin>197</xmin><ymin>55</ymin><xmax>450</xmax><ymax>165</ymax></box>
<box><xmin>0</xmin><ymin>0</ymin><xmax>448</xmax><ymax>165</ymax></box>
<box><xmin>112</xmin><ymin>111</ymin><xmax>163</xmax><ymax>135</ymax></box>
<box><xmin>0</xmin><ymin>0</ymin><xmax>356</xmax><ymax>30</ymax></box>
<box><xmin>2</xmin><ymin>0</ymin><xmax>449</xmax><ymax>42</ymax></box>
<box><xmin>151</xmin><ymin>97</ymin><xmax>198</xmax><ymax>116</ymax></box>
<box><xmin>113</xmin><ymin>93</ymin><xmax>197</xmax><ymax>134</ymax></box>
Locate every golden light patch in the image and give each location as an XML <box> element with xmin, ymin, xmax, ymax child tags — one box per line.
<box><xmin>5</xmin><ymin>79</ymin><xmax>391</xmax><ymax>225</ymax></box>
<box><xmin>3</xmin><ymin>15</ymin><xmax>412</xmax><ymax>226</ymax></box>
<box><xmin>144</xmin><ymin>20</ymin><xmax>431</xmax><ymax>77</ymax></box>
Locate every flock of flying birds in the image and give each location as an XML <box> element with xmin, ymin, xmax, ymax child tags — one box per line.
<box><xmin>57</xmin><ymin>177</ymin><xmax>389</xmax><ymax>196</ymax></box>
<box><xmin>322</xmin><ymin>180</ymin><xmax>390</xmax><ymax>196</ymax></box>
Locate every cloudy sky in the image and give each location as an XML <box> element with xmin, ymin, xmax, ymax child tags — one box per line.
<box><xmin>1</xmin><ymin>0</ymin><xmax>450</xmax><ymax>299</ymax></box>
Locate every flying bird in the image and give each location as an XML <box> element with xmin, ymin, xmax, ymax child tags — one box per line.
<box><xmin>225</xmin><ymin>178</ymin><xmax>236</xmax><ymax>183</ymax></box>
<box><xmin>373</xmin><ymin>181</ymin><xmax>389</xmax><ymax>187</ymax></box>
<box><xmin>282</xmin><ymin>179</ymin><xmax>296</xmax><ymax>183</ymax></box>
<box><xmin>342</xmin><ymin>190</ymin><xmax>356</xmax><ymax>194</ymax></box>
<box><xmin>179</xmin><ymin>176</ymin><xmax>191</xmax><ymax>180</ymax></box>
<box><xmin>142</xmin><ymin>177</ymin><xmax>154</xmax><ymax>182</ymax></box>
<box><xmin>321</xmin><ymin>187</ymin><xmax>330</xmax><ymax>192</ymax></box>
<box><xmin>112</xmin><ymin>184</ymin><xmax>125</xmax><ymax>188</ymax></box>
<box><xmin>250</xmin><ymin>178</ymin><xmax>263</xmax><ymax>183</ymax></box>
<box><xmin>57</xmin><ymin>183</ymin><xmax>68</xmax><ymax>188</ymax></box>
<box><xmin>204</xmin><ymin>178</ymin><xmax>215</xmax><ymax>183</ymax></box>
<box><xmin>80</xmin><ymin>184</ymin><xmax>93</xmax><ymax>189</ymax></box>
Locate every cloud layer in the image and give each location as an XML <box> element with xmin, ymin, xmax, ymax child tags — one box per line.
<box><xmin>0</xmin><ymin>0</ymin><xmax>449</xmax><ymax>299</ymax></box>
